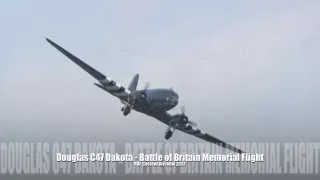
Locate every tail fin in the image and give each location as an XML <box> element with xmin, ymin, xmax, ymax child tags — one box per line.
<box><xmin>128</xmin><ymin>74</ymin><xmax>139</xmax><ymax>92</ymax></box>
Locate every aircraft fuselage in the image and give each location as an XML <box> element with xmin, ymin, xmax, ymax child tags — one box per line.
<box><xmin>133</xmin><ymin>88</ymin><xmax>179</xmax><ymax>113</ymax></box>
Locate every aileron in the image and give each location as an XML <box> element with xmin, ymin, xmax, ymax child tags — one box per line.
<box><xmin>46</xmin><ymin>38</ymin><xmax>106</xmax><ymax>81</ymax></box>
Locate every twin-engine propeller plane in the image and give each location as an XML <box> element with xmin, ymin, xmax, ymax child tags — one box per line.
<box><xmin>46</xmin><ymin>38</ymin><xmax>244</xmax><ymax>154</ymax></box>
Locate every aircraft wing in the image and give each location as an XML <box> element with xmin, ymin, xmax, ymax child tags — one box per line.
<box><xmin>177</xmin><ymin>125</ymin><xmax>244</xmax><ymax>154</ymax></box>
<box><xmin>46</xmin><ymin>38</ymin><xmax>129</xmax><ymax>102</ymax></box>
<box><xmin>152</xmin><ymin>112</ymin><xmax>244</xmax><ymax>154</ymax></box>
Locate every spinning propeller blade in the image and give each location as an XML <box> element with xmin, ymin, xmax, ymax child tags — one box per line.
<box><xmin>181</xmin><ymin>105</ymin><xmax>197</xmax><ymax>126</ymax></box>
<box><xmin>144</xmin><ymin>82</ymin><xmax>150</xmax><ymax>90</ymax></box>
<box><xmin>181</xmin><ymin>105</ymin><xmax>185</xmax><ymax>115</ymax></box>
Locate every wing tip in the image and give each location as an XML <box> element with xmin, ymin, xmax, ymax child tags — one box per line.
<box><xmin>45</xmin><ymin>37</ymin><xmax>55</xmax><ymax>45</ymax></box>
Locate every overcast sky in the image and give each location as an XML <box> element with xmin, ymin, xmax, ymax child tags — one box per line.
<box><xmin>0</xmin><ymin>0</ymin><xmax>320</xmax><ymax>142</ymax></box>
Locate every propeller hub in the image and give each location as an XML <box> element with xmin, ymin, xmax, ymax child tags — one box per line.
<box><xmin>180</xmin><ymin>114</ymin><xmax>188</xmax><ymax>123</ymax></box>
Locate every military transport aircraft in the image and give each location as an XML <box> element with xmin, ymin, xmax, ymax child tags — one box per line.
<box><xmin>46</xmin><ymin>38</ymin><xmax>244</xmax><ymax>154</ymax></box>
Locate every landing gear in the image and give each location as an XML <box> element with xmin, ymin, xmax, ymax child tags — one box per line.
<box><xmin>121</xmin><ymin>105</ymin><xmax>131</xmax><ymax>116</ymax></box>
<box><xmin>165</xmin><ymin>128</ymin><xmax>173</xmax><ymax>140</ymax></box>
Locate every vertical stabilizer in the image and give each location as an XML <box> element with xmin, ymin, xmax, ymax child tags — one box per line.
<box><xmin>128</xmin><ymin>74</ymin><xmax>139</xmax><ymax>92</ymax></box>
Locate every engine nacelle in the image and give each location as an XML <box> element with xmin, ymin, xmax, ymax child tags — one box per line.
<box><xmin>185</xmin><ymin>124</ymin><xmax>193</xmax><ymax>130</ymax></box>
<box><xmin>171</xmin><ymin>114</ymin><xmax>189</xmax><ymax>124</ymax></box>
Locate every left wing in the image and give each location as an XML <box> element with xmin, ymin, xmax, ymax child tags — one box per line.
<box><xmin>46</xmin><ymin>38</ymin><xmax>129</xmax><ymax>102</ymax></box>
<box><xmin>152</xmin><ymin>112</ymin><xmax>244</xmax><ymax>154</ymax></box>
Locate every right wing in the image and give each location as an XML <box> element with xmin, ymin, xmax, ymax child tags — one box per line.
<box><xmin>152</xmin><ymin>112</ymin><xmax>244</xmax><ymax>154</ymax></box>
<box><xmin>178</xmin><ymin>124</ymin><xmax>244</xmax><ymax>154</ymax></box>
<box><xmin>46</xmin><ymin>38</ymin><xmax>129</xmax><ymax>102</ymax></box>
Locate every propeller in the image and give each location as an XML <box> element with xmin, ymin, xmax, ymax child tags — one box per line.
<box><xmin>141</xmin><ymin>82</ymin><xmax>150</xmax><ymax>99</ymax></box>
<box><xmin>144</xmin><ymin>82</ymin><xmax>150</xmax><ymax>90</ymax></box>
<box><xmin>180</xmin><ymin>105</ymin><xmax>197</xmax><ymax>126</ymax></box>
<box><xmin>181</xmin><ymin>105</ymin><xmax>185</xmax><ymax>114</ymax></box>
<box><xmin>126</xmin><ymin>74</ymin><xmax>139</xmax><ymax>107</ymax></box>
